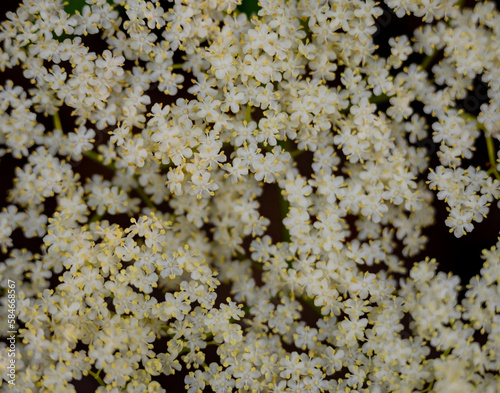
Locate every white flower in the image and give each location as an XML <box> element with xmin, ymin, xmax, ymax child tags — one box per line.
<box><xmin>95</xmin><ymin>50</ymin><xmax>125</xmax><ymax>79</ymax></box>
<box><xmin>445</xmin><ymin>208</ymin><xmax>474</xmax><ymax>238</ymax></box>
<box><xmin>189</xmin><ymin>170</ymin><xmax>219</xmax><ymax>199</ymax></box>
<box><xmin>120</xmin><ymin>137</ymin><xmax>148</xmax><ymax>167</ymax></box>
<box><xmin>211</xmin><ymin>53</ymin><xmax>237</xmax><ymax>80</ymax></box>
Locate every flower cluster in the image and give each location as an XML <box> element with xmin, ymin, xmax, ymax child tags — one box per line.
<box><xmin>0</xmin><ymin>0</ymin><xmax>500</xmax><ymax>392</ymax></box>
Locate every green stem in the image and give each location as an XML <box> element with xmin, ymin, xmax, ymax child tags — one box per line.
<box><xmin>421</xmin><ymin>0</ymin><xmax>465</xmax><ymax>74</ymax></box>
<box><xmin>369</xmin><ymin>93</ymin><xmax>393</xmax><ymax>104</ymax></box>
<box><xmin>260</xmin><ymin>143</ymin><xmax>273</xmax><ymax>153</ymax></box>
<box><xmin>234</xmin><ymin>251</ymin><xmax>248</xmax><ymax>261</ymax></box>
<box><xmin>89</xmin><ymin>213</ymin><xmax>103</xmax><ymax>223</ymax></box>
<box><xmin>88</xmin><ymin>370</ymin><xmax>106</xmax><ymax>387</ymax></box>
<box><xmin>171</xmin><ymin>63</ymin><xmax>184</xmax><ymax>70</ymax></box>
<box><xmin>83</xmin><ymin>150</ymin><xmax>117</xmax><ymax>171</ymax></box>
<box><xmin>53</xmin><ymin>111</ymin><xmax>62</xmax><ymax>130</ymax></box>
<box><xmin>289</xmin><ymin>149</ymin><xmax>304</xmax><ymax>158</ymax></box>
<box><xmin>303</xmin><ymin>296</ymin><xmax>322</xmax><ymax>316</ymax></box>
<box><xmin>84</xmin><ymin>150</ymin><xmax>101</xmax><ymax>162</ymax></box>
<box><xmin>136</xmin><ymin>184</ymin><xmax>156</xmax><ymax>210</ymax></box>
<box><xmin>246</xmin><ymin>104</ymin><xmax>252</xmax><ymax>122</ymax></box>
<box><xmin>458</xmin><ymin>112</ymin><xmax>500</xmax><ymax>180</ymax></box>
<box><xmin>458</xmin><ymin>111</ymin><xmax>476</xmax><ymax>122</ymax></box>
<box><xmin>421</xmin><ymin>347</ymin><xmax>453</xmax><ymax>392</ymax></box>
<box><xmin>421</xmin><ymin>47</ymin><xmax>439</xmax><ymax>71</ymax></box>
<box><xmin>421</xmin><ymin>379</ymin><xmax>435</xmax><ymax>393</ymax></box>
<box><xmin>485</xmin><ymin>136</ymin><xmax>500</xmax><ymax>180</ymax></box>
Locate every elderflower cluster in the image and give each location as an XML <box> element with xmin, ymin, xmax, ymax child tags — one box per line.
<box><xmin>0</xmin><ymin>0</ymin><xmax>500</xmax><ymax>392</ymax></box>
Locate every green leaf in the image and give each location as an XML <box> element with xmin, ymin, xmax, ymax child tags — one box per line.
<box><xmin>237</xmin><ymin>0</ymin><xmax>261</xmax><ymax>17</ymax></box>
<box><xmin>64</xmin><ymin>0</ymin><xmax>87</xmax><ymax>15</ymax></box>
